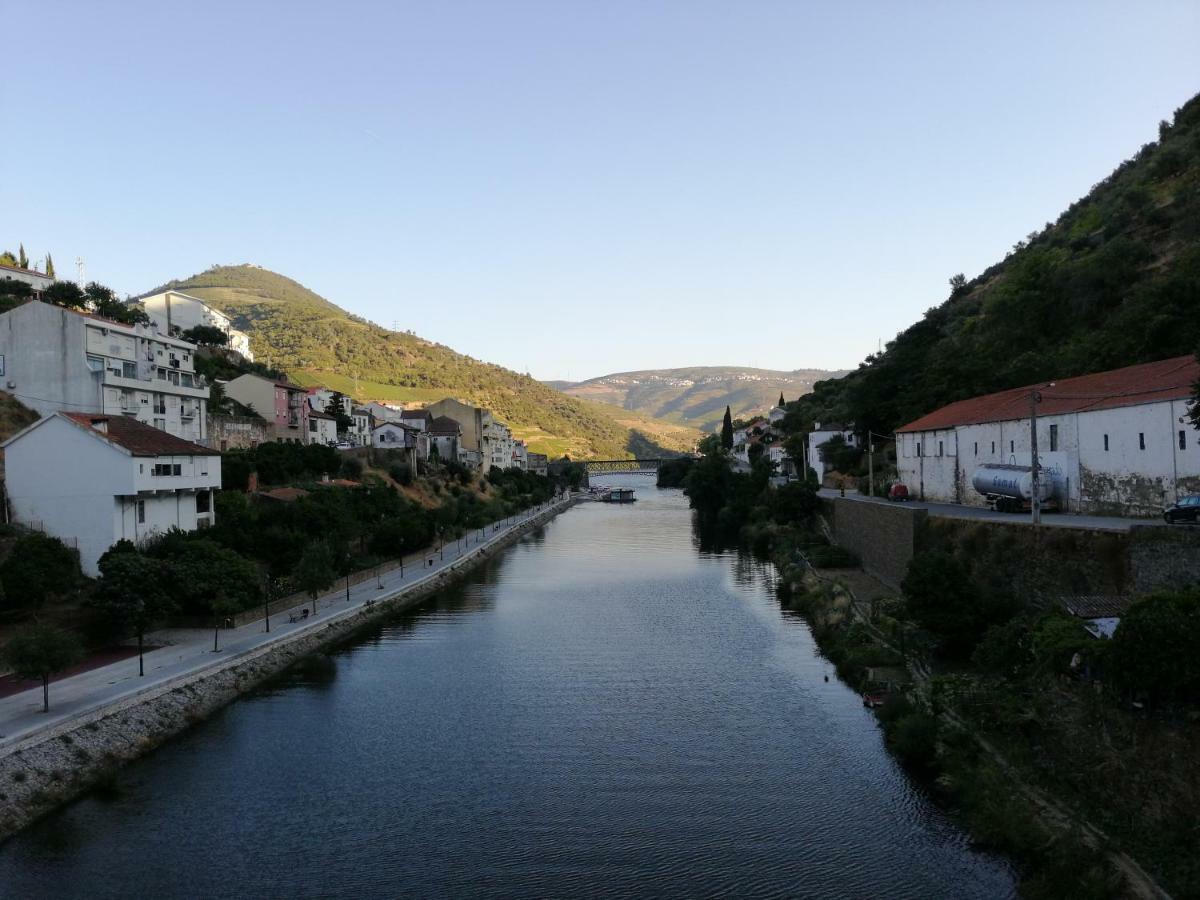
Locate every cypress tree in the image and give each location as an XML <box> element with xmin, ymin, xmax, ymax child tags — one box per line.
<box><xmin>17</xmin><ymin>244</ymin><xmax>28</xmax><ymax>269</ymax></box>
<box><xmin>720</xmin><ymin>405</ymin><xmax>734</xmax><ymax>450</ymax></box>
<box><xmin>778</xmin><ymin>392</ymin><xmax>786</xmax><ymax>408</ymax></box>
<box><xmin>45</xmin><ymin>253</ymin><xmax>55</xmax><ymax>278</ymax></box>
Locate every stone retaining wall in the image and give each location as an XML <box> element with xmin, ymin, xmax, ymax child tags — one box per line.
<box><xmin>830</xmin><ymin>498</ymin><xmax>928</xmax><ymax>590</ymax></box>
<box><xmin>0</xmin><ymin>500</ymin><xmax>572</xmax><ymax>843</ymax></box>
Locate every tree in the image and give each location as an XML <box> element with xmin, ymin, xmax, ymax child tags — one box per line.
<box><xmin>93</xmin><ymin>547</ymin><xmax>174</xmax><ymax>677</ymax></box>
<box><xmin>2</xmin><ymin>623</ymin><xmax>83</xmax><ymax>712</ymax></box>
<box><xmin>295</xmin><ymin>542</ymin><xmax>336</xmax><ymax>613</ymax></box>
<box><xmin>181</xmin><ymin>324</ymin><xmax>228</xmax><ymax>347</ymax></box>
<box><xmin>1108</xmin><ymin>589</ymin><xmax>1200</xmax><ymax>705</ymax></box>
<box><xmin>902</xmin><ymin>550</ymin><xmax>988</xmax><ymax>658</ymax></box>
<box><xmin>720</xmin><ymin>406</ymin><xmax>734</xmax><ymax>451</ymax></box>
<box><xmin>42</xmin><ymin>281</ymin><xmax>89</xmax><ymax>310</ymax></box>
<box><xmin>17</xmin><ymin>244</ymin><xmax>28</xmax><ymax>269</ymax></box>
<box><xmin>0</xmin><ymin>251</ymin><xmax>16</xmax><ymax>267</ymax></box>
<box><xmin>778</xmin><ymin>392</ymin><xmax>786</xmax><ymax>408</ymax></box>
<box><xmin>45</xmin><ymin>253</ymin><xmax>55</xmax><ymax>278</ymax></box>
<box><xmin>325</xmin><ymin>392</ymin><xmax>354</xmax><ymax>433</ymax></box>
<box><xmin>85</xmin><ymin>282</ymin><xmax>149</xmax><ymax>326</ymax></box>
<box><xmin>0</xmin><ymin>533</ymin><xmax>80</xmax><ymax>611</ymax></box>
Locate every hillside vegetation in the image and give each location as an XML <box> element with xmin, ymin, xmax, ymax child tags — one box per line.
<box><xmin>557</xmin><ymin>366</ymin><xmax>845</xmax><ymax>432</ymax></box>
<box><xmin>795</xmin><ymin>92</ymin><xmax>1200</xmax><ymax>436</ymax></box>
<box><xmin>141</xmin><ymin>266</ymin><xmax>699</xmax><ymax>458</ymax></box>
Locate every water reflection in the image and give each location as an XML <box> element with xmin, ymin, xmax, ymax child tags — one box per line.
<box><xmin>0</xmin><ymin>484</ymin><xmax>1014</xmax><ymax>899</ymax></box>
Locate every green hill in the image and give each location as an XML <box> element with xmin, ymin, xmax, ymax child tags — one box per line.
<box><xmin>555</xmin><ymin>366</ymin><xmax>846</xmax><ymax>432</ymax></box>
<box><xmin>795</xmin><ymin>91</ymin><xmax>1200</xmax><ymax>436</ymax></box>
<box><xmin>140</xmin><ymin>266</ymin><xmax>699</xmax><ymax>458</ymax></box>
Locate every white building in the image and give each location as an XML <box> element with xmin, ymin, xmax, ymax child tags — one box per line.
<box><xmin>307</xmin><ymin>387</ymin><xmax>353</xmax><ymax>417</ymax></box>
<box><xmin>0</xmin><ymin>300</ymin><xmax>209</xmax><ymax>443</ymax></box>
<box><xmin>807</xmin><ymin>423</ymin><xmax>858</xmax><ymax>483</ymax></box>
<box><xmin>895</xmin><ymin>356</ymin><xmax>1200</xmax><ymax>517</ymax></box>
<box><xmin>420</xmin><ymin>415</ymin><xmax>462</xmax><ymax>463</ymax></box>
<box><xmin>0</xmin><ymin>262</ymin><xmax>54</xmax><ymax>293</ymax></box>
<box><xmin>349</xmin><ymin>407</ymin><xmax>373</xmax><ymax>447</ymax></box>
<box><xmin>364</xmin><ymin>401</ymin><xmax>404</xmax><ymax>425</ymax></box>
<box><xmin>768</xmin><ymin>404</ymin><xmax>787</xmax><ymax>425</ymax></box>
<box><xmin>511</xmin><ymin>440</ymin><xmax>528</xmax><ymax>471</ymax></box>
<box><xmin>308</xmin><ymin>410</ymin><xmax>339</xmax><ymax>446</ymax></box>
<box><xmin>2</xmin><ymin>412</ymin><xmax>221</xmax><ymax>575</ymax></box>
<box><xmin>399</xmin><ymin>409</ymin><xmax>431</xmax><ymax>432</ymax></box>
<box><xmin>139</xmin><ymin>290</ymin><xmax>254</xmax><ymax>360</ymax></box>
<box><xmin>486</xmin><ymin>420</ymin><xmax>514</xmax><ymax>470</ymax></box>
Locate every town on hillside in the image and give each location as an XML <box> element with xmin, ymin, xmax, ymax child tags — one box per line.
<box><xmin>0</xmin><ymin>266</ymin><xmax>552</xmax><ymax>577</ymax></box>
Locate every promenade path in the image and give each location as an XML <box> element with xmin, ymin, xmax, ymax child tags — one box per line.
<box><xmin>0</xmin><ymin>494</ymin><xmax>574</xmax><ymax>750</ymax></box>
<box><xmin>818</xmin><ymin>488</ymin><xmax>1165</xmax><ymax>533</ymax></box>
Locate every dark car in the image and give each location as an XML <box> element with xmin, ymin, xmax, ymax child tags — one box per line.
<box><xmin>1163</xmin><ymin>495</ymin><xmax>1200</xmax><ymax>524</ymax></box>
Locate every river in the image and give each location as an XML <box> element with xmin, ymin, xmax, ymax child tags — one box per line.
<box><xmin>0</xmin><ymin>480</ymin><xmax>1014</xmax><ymax>898</ymax></box>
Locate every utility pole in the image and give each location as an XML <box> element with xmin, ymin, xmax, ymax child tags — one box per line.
<box><xmin>263</xmin><ymin>574</ymin><xmax>272</xmax><ymax>633</ymax></box>
<box><xmin>868</xmin><ymin>441</ymin><xmax>875</xmax><ymax>497</ymax></box>
<box><xmin>1030</xmin><ymin>389</ymin><xmax>1042</xmax><ymax>526</ymax></box>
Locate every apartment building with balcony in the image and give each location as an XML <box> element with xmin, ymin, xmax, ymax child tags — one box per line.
<box><xmin>2</xmin><ymin>412</ymin><xmax>221</xmax><ymax>575</ymax></box>
<box><xmin>140</xmin><ymin>289</ymin><xmax>254</xmax><ymax>360</ymax></box>
<box><xmin>0</xmin><ymin>299</ymin><xmax>209</xmax><ymax>443</ymax></box>
<box><xmin>223</xmin><ymin>372</ymin><xmax>310</xmax><ymax>443</ymax></box>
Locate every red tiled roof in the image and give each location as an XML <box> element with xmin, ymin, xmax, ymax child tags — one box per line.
<box><xmin>897</xmin><ymin>355</ymin><xmax>1200</xmax><ymax>433</ymax></box>
<box><xmin>258</xmin><ymin>487</ymin><xmax>309</xmax><ymax>502</ymax></box>
<box><xmin>400</xmin><ymin>409</ymin><xmax>432</xmax><ymax>420</ymax></box>
<box><xmin>61</xmin><ymin>413</ymin><xmax>214</xmax><ymax>456</ymax></box>
<box><xmin>309</xmin><ymin>410</ymin><xmax>337</xmax><ymax>420</ymax></box>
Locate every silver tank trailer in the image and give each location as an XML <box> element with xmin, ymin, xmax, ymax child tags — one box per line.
<box><xmin>971</xmin><ymin>464</ymin><xmax>1054</xmax><ymax>509</ymax></box>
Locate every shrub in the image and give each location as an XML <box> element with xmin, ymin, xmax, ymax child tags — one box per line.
<box><xmin>388</xmin><ymin>462</ymin><xmax>413</xmax><ymax>486</ymax></box>
<box><xmin>886</xmin><ymin>710</ymin><xmax>939</xmax><ymax>772</ymax></box>
<box><xmin>1108</xmin><ymin>588</ymin><xmax>1200</xmax><ymax>704</ymax></box>
<box><xmin>902</xmin><ymin>550</ymin><xmax>991</xmax><ymax>659</ymax></box>
<box><xmin>341</xmin><ymin>457</ymin><xmax>363</xmax><ymax>479</ymax></box>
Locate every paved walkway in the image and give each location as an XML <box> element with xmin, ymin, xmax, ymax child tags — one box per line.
<box><xmin>0</xmin><ymin>495</ymin><xmax>575</xmax><ymax>750</ymax></box>
<box><xmin>818</xmin><ymin>488</ymin><xmax>1165</xmax><ymax>533</ymax></box>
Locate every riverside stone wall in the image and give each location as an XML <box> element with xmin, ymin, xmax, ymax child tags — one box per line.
<box><xmin>1129</xmin><ymin>524</ymin><xmax>1200</xmax><ymax>594</ymax></box>
<box><xmin>0</xmin><ymin>500</ymin><xmax>572</xmax><ymax>843</ymax></box>
<box><xmin>830</xmin><ymin>498</ymin><xmax>928</xmax><ymax>590</ymax></box>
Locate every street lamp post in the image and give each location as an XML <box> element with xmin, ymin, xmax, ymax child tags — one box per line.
<box><xmin>1030</xmin><ymin>389</ymin><xmax>1043</xmax><ymax>526</ymax></box>
<box><xmin>263</xmin><ymin>574</ymin><xmax>272</xmax><ymax>633</ymax></box>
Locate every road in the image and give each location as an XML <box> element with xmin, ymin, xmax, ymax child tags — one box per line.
<box><xmin>0</xmin><ymin>495</ymin><xmax>573</xmax><ymax>751</ymax></box>
<box><xmin>818</xmin><ymin>488</ymin><xmax>1165</xmax><ymax>533</ymax></box>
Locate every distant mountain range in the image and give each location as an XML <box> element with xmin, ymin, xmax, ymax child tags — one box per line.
<box><xmin>550</xmin><ymin>366</ymin><xmax>848</xmax><ymax>432</ymax></box>
<box><xmin>139</xmin><ymin>266</ymin><xmax>700</xmax><ymax>459</ymax></box>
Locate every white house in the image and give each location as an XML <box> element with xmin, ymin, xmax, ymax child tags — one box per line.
<box><xmin>399</xmin><ymin>409</ymin><xmax>431</xmax><ymax>432</ymax></box>
<box><xmin>768</xmin><ymin>404</ymin><xmax>787</xmax><ymax>425</ymax></box>
<box><xmin>895</xmin><ymin>355</ymin><xmax>1200</xmax><ymax>517</ymax></box>
<box><xmin>0</xmin><ymin>262</ymin><xmax>54</xmax><ymax>293</ymax></box>
<box><xmin>420</xmin><ymin>415</ymin><xmax>462</xmax><ymax>463</ymax></box>
<box><xmin>308</xmin><ymin>410</ymin><xmax>339</xmax><ymax>446</ymax></box>
<box><xmin>2</xmin><ymin>412</ymin><xmax>221</xmax><ymax>575</ymax></box>
<box><xmin>349</xmin><ymin>407</ymin><xmax>373</xmax><ymax>447</ymax></box>
<box><xmin>486</xmin><ymin>419</ymin><xmax>514</xmax><ymax>470</ymax></box>
<box><xmin>512</xmin><ymin>440</ymin><xmax>528</xmax><ymax>471</ymax></box>
<box><xmin>139</xmin><ymin>290</ymin><xmax>254</xmax><ymax>360</ymax></box>
<box><xmin>0</xmin><ymin>300</ymin><xmax>209</xmax><ymax>444</ymax></box>
<box><xmin>806</xmin><ymin>423</ymin><xmax>858</xmax><ymax>483</ymax></box>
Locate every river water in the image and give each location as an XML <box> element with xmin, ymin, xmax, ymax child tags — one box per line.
<box><xmin>0</xmin><ymin>480</ymin><xmax>1014</xmax><ymax>898</ymax></box>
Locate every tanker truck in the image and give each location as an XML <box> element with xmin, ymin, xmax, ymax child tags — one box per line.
<box><xmin>971</xmin><ymin>464</ymin><xmax>1058</xmax><ymax>513</ymax></box>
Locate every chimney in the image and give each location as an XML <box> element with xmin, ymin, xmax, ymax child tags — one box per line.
<box><xmin>247</xmin><ymin>471</ymin><xmax>258</xmax><ymax>493</ymax></box>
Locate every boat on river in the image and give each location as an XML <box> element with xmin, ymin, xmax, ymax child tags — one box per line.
<box><xmin>600</xmin><ymin>487</ymin><xmax>637</xmax><ymax>503</ymax></box>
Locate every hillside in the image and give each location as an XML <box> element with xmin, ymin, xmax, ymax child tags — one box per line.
<box><xmin>555</xmin><ymin>366</ymin><xmax>846</xmax><ymax>432</ymax></box>
<box><xmin>794</xmin><ymin>91</ymin><xmax>1200</xmax><ymax>437</ymax></box>
<box><xmin>140</xmin><ymin>266</ymin><xmax>699</xmax><ymax>459</ymax></box>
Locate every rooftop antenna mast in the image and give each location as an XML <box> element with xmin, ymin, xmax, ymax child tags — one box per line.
<box><xmin>76</xmin><ymin>257</ymin><xmax>85</xmax><ymax>287</ymax></box>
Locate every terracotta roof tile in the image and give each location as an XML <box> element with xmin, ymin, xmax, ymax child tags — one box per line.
<box><xmin>61</xmin><ymin>413</ymin><xmax>214</xmax><ymax>456</ymax></box>
<box><xmin>897</xmin><ymin>355</ymin><xmax>1200</xmax><ymax>433</ymax></box>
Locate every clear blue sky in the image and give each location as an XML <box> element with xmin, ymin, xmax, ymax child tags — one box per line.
<box><xmin>4</xmin><ymin>1</ymin><xmax>1197</xmax><ymax>381</ymax></box>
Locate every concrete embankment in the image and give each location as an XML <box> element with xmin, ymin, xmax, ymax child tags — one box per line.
<box><xmin>0</xmin><ymin>498</ymin><xmax>575</xmax><ymax>843</ymax></box>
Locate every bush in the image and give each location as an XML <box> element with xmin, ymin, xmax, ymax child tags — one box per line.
<box><xmin>0</xmin><ymin>533</ymin><xmax>81</xmax><ymax>611</ymax></box>
<box><xmin>341</xmin><ymin>457</ymin><xmax>363</xmax><ymax>479</ymax></box>
<box><xmin>902</xmin><ymin>550</ymin><xmax>995</xmax><ymax>659</ymax></box>
<box><xmin>388</xmin><ymin>462</ymin><xmax>413</xmax><ymax>485</ymax></box>
<box><xmin>1107</xmin><ymin>588</ymin><xmax>1200</xmax><ymax>704</ymax></box>
<box><xmin>886</xmin><ymin>710</ymin><xmax>939</xmax><ymax>772</ymax></box>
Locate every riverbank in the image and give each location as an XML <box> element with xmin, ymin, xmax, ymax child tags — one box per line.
<box><xmin>0</xmin><ymin>494</ymin><xmax>577</xmax><ymax>843</ymax></box>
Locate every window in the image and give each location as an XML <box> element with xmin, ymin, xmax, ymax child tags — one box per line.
<box><xmin>1139</xmin><ymin>432</ymin><xmax>1145</xmax><ymax>451</ymax></box>
<box><xmin>122</xmin><ymin>361</ymin><xmax>137</xmax><ymax>379</ymax></box>
<box><xmin>1180</xmin><ymin>430</ymin><xmax>1187</xmax><ymax>451</ymax></box>
<box><xmin>139</xmin><ymin>464</ymin><xmax>144</xmax><ymax>473</ymax></box>
<box><xmin>1049</xmin><ymin>424</ymin><xmax>1058</xmax><ymax>452</ymax></box>
<box><xmin>991</xmin><ymin>441</ymin><xmax>995</xmax><ymax>454</ymax></box>
<box><xmin>86</xmin><ymin>356</ymin><xmax>104</xmax><ymax>372</ymax></box>
<box><xmin>938</xmin><ymin>440</ymin><xmax>944</xmax><ymax>456</ymax></box>
<box><xmin>1010</xmin><ymin>440</ymin><xmax>1014</xmax><ymax>453</ymax></box>
<box><xmin>200</xmin><ymin>458</ymin><xmax>208</xmax><ymax>476</ymax></box>
<box><xmin>1103</xmin><ymin>434</ymin><xmax>1109</xmax><ymax>451</ymax></box>
<box><xmin>197</xmin><ymin>492</ymin><xmax>210</xmax><ymax>514</ymax></box>
<box><xmin>173</xmin><ymin>463</ymin><xmax>182</xmax><ymax>476</ymax></box>
<box><xmin>137</xmin><ymin>500</ymin><xmax>145</xmax><ymax>524</ymax></box>
<box><xmin>916</xmin><ymin>442</ymin><xmax>922</xmax><ymax>457</ymax></box>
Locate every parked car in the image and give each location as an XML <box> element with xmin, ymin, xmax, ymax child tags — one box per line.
<box><xmin>887</xmin><ymin>482</ymin><xmax>910</xmax><ymax>502</ymax></box>
<box><xmin>1163</xmin><ymin>495</ymin><xmax>1200</xmax><ymax>524</ymax></box>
